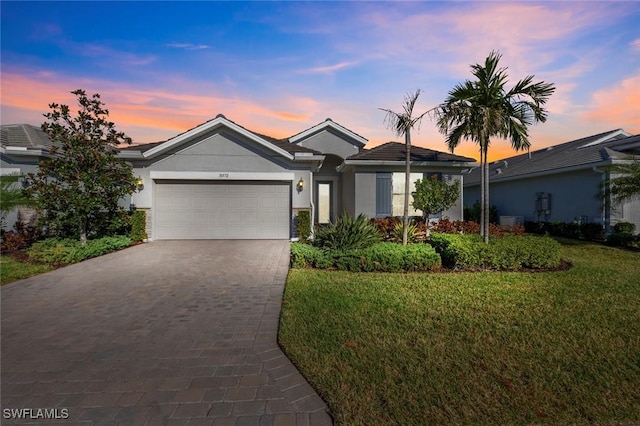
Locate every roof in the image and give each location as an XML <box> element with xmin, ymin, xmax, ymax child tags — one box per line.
<box><xmin>289</xmin><ymin>118</ymin><xmax>368</xmax><ymax>147</ymax></box>
<box><xmin>464</xmin><ymin>129</ymin><xmax>637</xmax><ymax>186</ymax></box>
<box><xmin>121</xmin><ymin>114</ymin><xmax>321</xmax><ymax>157</ymax></box>
<box><xmin>0</xmin><ymin>124</ymin><xmax>54</xmax><ymax>151</ymax></box>
<box><xmin>346</xmin><ymin>141</ymin><xmax>476</xmax><ymax>163</ymax></box>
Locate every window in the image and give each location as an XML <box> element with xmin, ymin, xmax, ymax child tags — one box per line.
<box><xmin>391</xmin><ymin>172</ymin><xmax>424</xmax><ymax>216</ymax></box>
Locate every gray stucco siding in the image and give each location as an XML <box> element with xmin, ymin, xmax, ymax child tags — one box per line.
<box><xmin>354</xmin><ymin>172</ymin><xmax>377</xmax><ymax>218</ymax></box>
<box><xmin>296</xmin><ymin>129</ymin><xmax>361</xmax><ymax>159</ymax></box>
<box><xmin>464</xmin><ymin>169</ymin><xmax>605</xmax><ymax>224</ymax></box>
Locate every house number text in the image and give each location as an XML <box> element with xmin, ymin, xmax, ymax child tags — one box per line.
<box><xmin>219</xmin><ymin>173</ymin><xmax>229</xmax><ymax>178</ymax></box>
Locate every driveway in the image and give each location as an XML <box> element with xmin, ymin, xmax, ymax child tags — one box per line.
<box><xmin>1</xmin><ymin>240</ymin><xmax>332</xmax><ymax>425</ymax></box>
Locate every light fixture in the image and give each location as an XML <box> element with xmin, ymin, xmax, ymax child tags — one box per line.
<box><xmin>296</xmin><ymin>178</ymin><xmax>304</xmax><ymax>193</ymax></box>
<box><xmin>135</xmin><ymin>177</ymin><xmax>144</xmax><ymax>191</ymax></box>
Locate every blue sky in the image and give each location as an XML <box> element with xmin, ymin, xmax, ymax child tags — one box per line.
<box><xmin>2</xmin><ymin>1</ymin><xmax>639</xmax><ymax>161</ymax></box>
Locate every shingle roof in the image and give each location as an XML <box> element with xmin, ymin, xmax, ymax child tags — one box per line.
<box><xmin>346</xmin><ymin>141</ymin><xmax>476</xmax><ymax>163</ymax></box>
<box><xmin>0</xmin><ymin>124</ymin><xmax>54</xmax><ymax>151</ymax></box>
<box><xmin>464</xmin><ymin>129</ymin><xmax>637</xmax><ymax>186</ymax></box>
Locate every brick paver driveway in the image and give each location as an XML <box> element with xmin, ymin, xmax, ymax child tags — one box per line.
<box><xmin>1</xmin><ymin>240</ymin><xmax>332</xmax><ymax>425</ymax></box>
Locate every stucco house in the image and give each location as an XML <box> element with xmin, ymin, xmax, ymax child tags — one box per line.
<box><xmin>463</xmin><ymin>129</ymin><xmax>640</xmax><ymax>233</ymax></box>
<box><xmin>1</xmin><ymin>116</ymin><xmax>476</xmax><ymax>240</ymax></box>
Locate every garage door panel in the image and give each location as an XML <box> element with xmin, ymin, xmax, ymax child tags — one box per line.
<box><xmin>155</xmin><ymin>181</ymin><xmax>290</xmax><ymax>239</ymax></box>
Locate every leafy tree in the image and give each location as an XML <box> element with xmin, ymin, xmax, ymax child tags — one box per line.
<box><xmin>380</xmin><ymin>90</ymin><xmax>433</xmax><ymax>246</ymax></box>
<box><xmin>25</xmin><ymin>90</ymin><xmax>136</xmax><ymax>244</ymax></box>
<box><xmin>609</xmin><ymin>158</ymin><xmax>640</xmax><ymax>204</ymax></box>
<box><xmin>436</xmin><ymin>51</ymin><xmax>555</xmax><ymax>243</ymax></box>
<box><xmin>412</xmin><ymin>175</ymin><xmax>460</xmax><ymax>235</ymax></box>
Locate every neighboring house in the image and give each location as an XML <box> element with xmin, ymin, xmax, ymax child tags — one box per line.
<box><xmin>1</xmin><ymin>116</ymin><xmax>477</xmax><ymax>240</ymax></box>
<box><xmin>463</xmin><ymin>129</ymin><xmax>640</xmax><ymax>233</ymax></box>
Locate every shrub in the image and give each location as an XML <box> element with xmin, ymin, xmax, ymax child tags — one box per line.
<box><xmin>393</xmin><ymin>221</ymin><xmax>420</xmax><ymax>243</ymax></box>
<box><xmin>296</xmin><ymin>210</ymin><xmax>311</xmax><ymax>241</ymax></box>
<box><xmin>28</xmin><ymin>236</ymin><xmax>131</xmax><ymax>264</ymax></box>
<box><xmin>606</xmin><ymin>232</ymin><xmax>637</xmax><ymax>249</ymax></box>
<box><xmin>314</xmin><ymin>212</ymin><xmax>381</xmax><ymax>250</ymax></box>
<box><xmin>428</xmin><ymin>233</ymin><xmax>561</xmax><ymax>270</ymax></box>
<box><xmin>613</xmin><ymin>221</ymin><xmax>636</xmax><ymax>234</ymax></box>
<box><xmin>463</xmin><ymin>201</ymin><xmax>498</xmax><ymax>224</ymax></box>
<box><xmin>290</xmin><ymin>242</ymin><xmax>441</xmax><ymax>272</ymax></box>
<box><xmin>430</xmin><ymin>218</ymin><xmax>524</xmax><ymax>237</ymax></box>
<box><xmin>580</xmin><ymin>223</ymin><xmax>605</xmax><ymax>241</ymax></box>
<box><xmin>371</xmin><ymin>216</ymin><xmax>401</xmax><ymax>241</ymax></box>
<box><xmin>129</xmin><ymin>210</ymin><xmax>147</xmax><ymax>243</ymax></box>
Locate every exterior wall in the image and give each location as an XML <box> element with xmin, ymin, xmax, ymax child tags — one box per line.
<box><xmin>611</xmin><ymin>198</ymin><xmax>640</xmax><ymax>234</ymax></box>
<box><xmin>295</xmin><ymin>130</ymin><xmax>361</xmax><ymax>159</ymax></box>
<box><xmin>464</xmin><ymin>169</ymin><xmax>605</xmax><ymax>224</ymax></box>
<box><xmin>354</xmin><ymin>172</ymin><xmax>377</xmax><ymax>218</ymax></box>
<box><xmin>441</xmin><ymin>175</ymin><xmax>463</xmax><ymax>220</ymax></box>
<box><xmin>341</xmin><ymin>170</ymin><xmax>356</xmax><ymax>217</ymax></box>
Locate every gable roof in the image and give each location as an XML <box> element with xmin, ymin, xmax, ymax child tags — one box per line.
<box><xmin>1</xmin><ymin>124</ymin><xmax>54</xmax><ymax>150</ymax></box>
<box><xmin>464</xmin><ymin>129</ymin><xmax>636</xmax><ymax>186</ymax></box>
<box><xmin>289</xmin><ymin>118</ymin><xmax>368</xmax><ymax>147</ymax></box>
<box><xmin>346</xmin><ymin>141</ymin><xmax>476</xmax><ymax>163</ymax></box>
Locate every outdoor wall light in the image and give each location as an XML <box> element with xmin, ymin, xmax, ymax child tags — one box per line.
<box><xmin>135</xmin><ymin>177</ymin><xmax>144</xmax><ymax>192</ymax></box>
<box><xmin>296</xmin><ymin>178</ymin><xmax>304</xmax><ymax>193</ymax></box>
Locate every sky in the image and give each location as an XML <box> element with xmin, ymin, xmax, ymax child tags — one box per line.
<box><xmin>1</xmin><ymin>1</ymin><xmax>639</xmax><ymax>162</ymax></box>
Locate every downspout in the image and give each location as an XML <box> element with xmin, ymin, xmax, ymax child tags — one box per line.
<box><xmin>309</xmin><ymin>170</ymin><xmax>315</xmax><ymax>239</ymax></box>
<box><xmin>592</xmin><ymin>166</ymin><xmax>608</xmax><ymax>233</ymax></box>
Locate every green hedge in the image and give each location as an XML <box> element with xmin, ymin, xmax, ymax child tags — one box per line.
<box><xmin>129</xmin><ymin>210</ymin><xmax>147</xmax><ymax>243</ymax></box>
<box><xmin>28</xmin><ymin>236</ymin><xmax>132</xmax><ymax>264</ymax></box>
<box><xmin>291</xmin><ymin>242</ymin><xmax>441</xmax><ymax>272</ymax></box>
<box><xmin>429</xmin><ymin>233</ymin><xmax>562</xmax><ymax>270</ymax></box>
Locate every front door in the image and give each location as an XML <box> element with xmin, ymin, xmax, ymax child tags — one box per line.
<box><xmin>316</xmin><ymin>181</ymin><xmax>333</xmax><ymax>224</ymax></box>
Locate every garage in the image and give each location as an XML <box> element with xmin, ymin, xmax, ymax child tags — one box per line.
<box><xmin>154</xmin><ymin>180</ymin><xmax>291</xmax><ymax>240</ymax></box>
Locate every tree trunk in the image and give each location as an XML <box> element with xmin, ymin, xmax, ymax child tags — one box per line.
<box><xmin>403</xmin><ymin>130</ymin><xmax>411</xmax><ymax>246</ymax></box>
<box><xmin>483</xmin><ymin>148</ymin><xmax>490</xmax><ymax>244</ymax></box>
<box><xmin>479</xmin><ymin>147</ymin><xmax>485</xmax><ymax>239</ymax></box>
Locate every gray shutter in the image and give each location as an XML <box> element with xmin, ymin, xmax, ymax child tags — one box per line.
<box><xmin>376</xmin><ymin>173</ymin><xmax>392</xmax><ymax>217</ymax></box>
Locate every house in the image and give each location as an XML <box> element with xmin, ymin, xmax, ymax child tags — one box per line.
<box><xmin>463</xmin><ymin>129</ymin><xmax>640</xmax><ymax>233</ymax></box>
<box><xmin>1</xmin><ymin>116</ymin><xmax>477</xmax><ymax>240</ymax></box>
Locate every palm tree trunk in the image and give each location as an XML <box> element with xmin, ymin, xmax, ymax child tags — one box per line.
<box><xmin>483</xmin><ymin>148</ymin><xmax>490</xmax><ymax>244</ymax></box>
<box><xmin>479</xmin><ymin>147</ymin><xmax>485</xmax><ymax>239</ymax></box>
<box><xmin>403</xmin><ymin>130</ymin><xmax>411</xmax><ymax>246</ymax></box>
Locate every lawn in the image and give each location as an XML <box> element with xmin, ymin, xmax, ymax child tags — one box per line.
<box><xmin>0</xmin><ymin>255</ymin><xmax>55</xmax><ymax>285</ymax></box>
<box><xmin>279</xmin><ymin>240</ymin><xmax>640</xmax><ymax>425</ymax></box>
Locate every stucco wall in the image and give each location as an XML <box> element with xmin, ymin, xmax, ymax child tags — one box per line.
<box><xmin>464</xmin><ymin>169</ymin><xmax>605</xmax><ymax>224</ymax></box>
<box><xmin>295</xmin><ymin>130</ymin><xmax>361</xmax><ymax>159</ymax></box>
<box><xmin>354</xmin><ymin>172</ymin><xmax>376</xmax><ymax>218</ymax></box>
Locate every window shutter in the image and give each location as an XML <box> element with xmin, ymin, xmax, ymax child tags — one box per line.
<box><xmin>376</xmin><ymin>173</ymin><xmax>392</xmax><ymax>217</ymax></box>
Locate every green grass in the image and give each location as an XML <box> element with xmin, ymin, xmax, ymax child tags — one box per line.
<box><xmin>279</xmin><ymin>241</ymin><xmax>640</xmax><ymax>425</ymax></box>
<box><xmin>0</xmin><ymin>255</ymin><xmax>55</xmax><ymax>285</ymax></box>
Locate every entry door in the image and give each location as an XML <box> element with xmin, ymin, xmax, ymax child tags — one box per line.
<box><xmin>316</xmin><ymin>181</ymin><xmax>333</xmax><ymax>224</ymax></box>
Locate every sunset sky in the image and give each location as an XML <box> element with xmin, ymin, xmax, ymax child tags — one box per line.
<box><xmin>2</xmin><ymin>1</ymin><xmax>639</xmax><ymax>162</ymax></box>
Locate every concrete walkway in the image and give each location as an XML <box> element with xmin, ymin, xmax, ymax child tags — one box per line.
<box><xmin>1</xmin><ymin>240</ymin><xmax>332</xmax><ymax>425</ymax></box>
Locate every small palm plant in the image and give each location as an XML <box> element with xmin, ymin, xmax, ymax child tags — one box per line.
<box><xmin>314</xmin><ymin>212</ymin><xmax>381</xmax><ymax>251</ymax></box>
<box><xmin>393</xmin><ymin>221</ymin><xmax>419</xmax><ymax>243</ymax></box>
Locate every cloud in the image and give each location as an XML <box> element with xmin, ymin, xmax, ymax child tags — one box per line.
<box><xmin>632</xmin><ymin>39</ymin><xmax>640</xmax><ymax>51</ymax></box>
<box><xmin>582</xmin><ymin>73</ymin><xmax>640</xmax><ymax>133</ymax></box>
<box><xmin>297</xmin><ymin>61</ymin><xmax>357</xmax><ymax>75</ymax></box>
<box><xmin>166</xmin><ymin>42</ymin><xmax>210</xmax><ymax>50</ymax></box>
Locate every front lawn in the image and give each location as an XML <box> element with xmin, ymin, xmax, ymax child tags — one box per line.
<box><xmin>0</xmin><ymin>255</ymin><xmax>55</xmax><ymax>285</ymax></box>
<box><xmin>279</xmin><ymin>241</ymin><xmax>640</xmax><ymax>425</ymax></box>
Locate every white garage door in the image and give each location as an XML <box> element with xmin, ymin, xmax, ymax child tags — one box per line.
<box><xmin>154</xmin><ymin>181</ymin><xmax>290</xmax><ymax>239</ymax></box>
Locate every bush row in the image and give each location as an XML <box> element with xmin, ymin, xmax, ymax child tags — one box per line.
<box><xmin>429</xmin><ymin>233</ymin><xmax>562</xmax><ymax>270</ymax></box>
<box><xmin>524</xmin><ymin>221</ymin><xmax>606</xmax><ymax>241</ymax></box>
<box><xmin>291</xmin><ymin>242</ymin><xmax>441</xmax><ymax>272</ymax></box>
<box><xmin>28</xmin><ymin>236</ymin><xmax>132</xmax><ymax>264</ymax></box>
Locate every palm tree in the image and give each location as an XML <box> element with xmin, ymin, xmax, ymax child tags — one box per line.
<box><xmin>380</xmin><ymin>90</ymin><xmax>431</xmax><ymax>245</ymax></box>
<box><xmin>609</xmin><ymin>158</ymin><xmax>640</xmax><ymax>204</ymax></box>
<box><xmin>436</xmin><ymin>51</ymin><xmax>555</xmax><ymax>243</ymax></box>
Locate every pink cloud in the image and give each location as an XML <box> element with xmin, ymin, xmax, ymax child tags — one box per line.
<box><xmin>582</xmin><ymin>74</ymin><xmax>640</xmax><ymax>133</ymax></box>
<box><xmin>297</xmin><ymin>61</ymin><xmax>357</xmax><ymax>75</ymax></box>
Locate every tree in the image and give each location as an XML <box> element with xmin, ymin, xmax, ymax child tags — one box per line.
<box><xmin>412</xmin><ymin>175</ymin><xmax>460</xmax><ymax>235</ymax></box>
<box><xmin>1</xmin><ymin>175</ymin><xmax>35</xmax><ymax>232</ymax></box>
<box><xmin>609</xmin><ymin>158</ymin><xmax>640</xmax><ymax>204</ymax></box>
<box><xmin>436</xmin><ymin>51</ymin><xmax>555</xmax><ymax>243</ymax></box>
<box><xmin>380</xmin><ymin>90</ymin><xmax>432</xmax><ymax>246</ymax></box>
<box><xmin>25</xmin><ymin>89</ymin><xmax>136</xmax><ymax>244</ymax></box>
